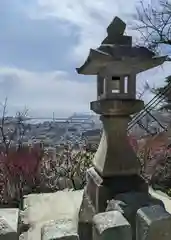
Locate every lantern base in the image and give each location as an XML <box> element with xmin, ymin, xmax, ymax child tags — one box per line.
<box><xmin>78</xmin><ymin>167</ymin><xmax>148</xmax><ymax>240</ymax></box>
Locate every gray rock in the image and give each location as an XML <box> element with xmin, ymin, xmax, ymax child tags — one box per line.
<box><xmin>106</xmin><ymin>199</ymin><xmax>126</xmax><ymax>214</ymax></box>
<box><xmin>106</xmin><ymin>192</ymin><xmax>164</xmax><ymax>239</ymax></box>
<box><xmin>107</xmin><ymin>17</ymin><xmax>126</xmax><ymax>37</ymax></box>
<box><xmin>136</xmin><ymin>204</ymin><xmax>171</xmax><ymax>240</ymax></box>
<box><xmin>41</xmin><ymin>219</ymin><xmax>78</xmax><ymax>240</ymax></box>
<box><xmin>107</xmin><ymin>192</ymin><xmax>164</xmax><ymax>220</ymax></box>
<box><xmin>21</xmin><ymin>191</ymin><xmax>83</xmax><ymax>240</ymax></box>
<box><xmin>0</xmin><ymin>208</ymin><xmax>19</xmax><ymax>240</ymax></box>
<box><xmin>19</xmin><ymin>232</ymin><xmax>28</xmax><ymax>240</ymax></box>
<box><xmin>93</xmin><ymin>211</ymin><xmax>132</xmax><ymax>240</ymax></box>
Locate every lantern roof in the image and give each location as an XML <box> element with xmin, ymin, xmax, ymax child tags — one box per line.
<box><xmin>76</xmin><ymin>17</ymin><xmax>167</xmax><ymax>75</ymax></box>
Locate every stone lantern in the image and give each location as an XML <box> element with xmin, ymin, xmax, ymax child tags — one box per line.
<box><xmin>77</xmin><ymin>17</ymin><xmax>165</xmax><ymax>178</ymax></box>
<box><xmin>76</xmin><ymin>17</ymin><xmax>167</xmax><ymax>240</ymax></box>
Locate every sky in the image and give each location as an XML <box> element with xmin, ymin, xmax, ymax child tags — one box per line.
<box><xmin>0</xmin><ymin>0</ymin><xmax>171</xmax><ymax>118</ymax></box>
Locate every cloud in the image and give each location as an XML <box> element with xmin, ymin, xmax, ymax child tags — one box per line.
<box><xmin>137</xmin><ymin>62</ymin><xmax>171</xmax><ymax>102</ymax></box>
<box><xmin>0</xmin><ymin>62</ymin><xmax>169</xmax><ymax>118</ymax></box>
<box><xmin>0</xmin><ymin>0</ymin><xmax>170</xmax><ymax>118</ymax></box>
<box><xmin>0</xmin><ymin>67</ymin><xmax>96</xmax><ymax>117</ymax></box>
<box><xmin>0</xmin><ymin>0</ymin><xmax>78</xmax><ymax>72</ymax></box>
<box><xmin>31</xmin><ymin>0</ymin><xmax>139</xmax><ymax>62</ymax></box>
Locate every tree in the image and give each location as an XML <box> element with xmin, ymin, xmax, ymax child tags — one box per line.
<box><xmin>134</xmin><ymin>0</ymin><xmax>171</xmax><ymax>51</ymax></box>
<box><xmin>0</xmin><ymin>98</ymin><xmax>29</xmax><ymax>154</ymax></box>
<box><xmin>0</xmin><ymin>99</ymin><xmax>32</xmax><ymax>204</ymax></box>
<box><xmin>137</xmin><ymin>81</ymin><xmax>151</xmax><ymax>99</ymax></box>
<box><xmin>132</xmin><ymin>1</ymin><xmax>171</xmax><ymax>192</ymax></box>
<box><xmin>134</xmin><ymin>1</ymin><xmax>171</xmax><ymax>109</ymax></box>
<box><xmin>151</xmin><ymin>75</ymin><xmax>171</xmax><ymax>110</ymax></box>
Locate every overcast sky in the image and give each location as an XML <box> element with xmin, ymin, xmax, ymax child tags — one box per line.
<box><xmin>0</xmin><ymin>0</ymin><xmax>171</xmax><ymax>118</ymax></box>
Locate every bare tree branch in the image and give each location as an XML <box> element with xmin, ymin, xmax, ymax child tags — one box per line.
<box><xmin>134</xmin><ymin>0</ymin><xmax>171</xmax><ymax>50</ymax></box>
<box><xmin>0</xmin><ymin>99</ymin><xmax>29</xmax><ymax>154</ymax></box>
<box><xmin>137</xmin><ymin>80</ymin><xmax>151</xmax><ymax>99</ymax></box>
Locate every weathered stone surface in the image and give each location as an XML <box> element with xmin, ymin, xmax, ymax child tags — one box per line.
<box><xmin>106</xmin><ymin>17</ymin><xmax>126</xmax><ymax>37</ymax></box>
<box><xmin>93</xmin><ymin>211</ymin><xmax>132</xmax><ymax>240</ymax></box>
<box><xmin>106</xmin><ymin>199</ymin><xmax>126</xmax><ymax>214</ymax></box>
<box><xmin>41</xmin><ymin>219</ymin><xmax>78</xmax><ymax>240</ymax></box>
<box><xmin>114</xmin><ymin>192</ymin><xmax>165</xmax><ymax>214</ymax></box>
<box><xmin>21</xmin><ymin>190</ymin><xmax>83</xmax><ymax>240</ymax></box>
<box><xmin>78</xmin><ymin>169</ymin><xmax>146</xmax><ymax>240</ymax></box>
<box><xmin>78</xmin><ymin>192</ymin><xmax>96</xmax><ymax>240</ymax></box>
<box><xmin>102</xmin><ymin>34</ymin><xmax>132</xmax><ymax>45</ymax></box>
<box><xmin>85</xmin><ymin>167</ymin><xmax>147</xmax><ymax>213</ymax></box>
<box><xmin>19</xmin><ymin>232</ymin><xmax>27</xmax><ymax>240</ymax></box>
<box><xmin>149</xmin><ymin>187</ymin><xmax>171</xmax><ymax>214</ymax></box>
<box><xmin>0</xmin><ymin>208</ymin><xmax>19</xmax><ymax>240</ymax></box>
<box><xmin>106</xmin><ymin>192</ymin><xmax>164</xmax><ymax>239</ymax></box>
<box><xmin>98</xmin><ymin>45</ymin><xmax>155</xmax><ymax>60</ymax></box>
<box><xmin>136</xmin><ymin>205</ymin><xmax>171</xmax><ymax>240</ymax></box>
<box><xmin>90</xmin><ymin>112</ymin><xmax>142</xmax><ymax>177</ymax></box>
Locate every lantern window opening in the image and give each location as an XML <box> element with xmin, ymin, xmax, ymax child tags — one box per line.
<box><xmin>124</xmin><ymin>76</ymin><xmax>128</xmax><ymax>93</ymax></box>
<box><xmin>112</xmin><ymin>76</ymin><xmax>120</xmax><ymax>94</ymax></box>
<box><xmin>100</xmin><ymin>78</ymin><xmax>104</xmax><ymax>95</ymax></box>
<box><xmin>103</xmin><ymin>78</ymin><xmax>106</xmax><ymax>94</ymax></box>
<box><xmin>100</xmin><ymin>78</ymin><xmax>104</xmax><ymax>94</ymax></box>
<box><xmin>112</xmin><ymin>76</ymin><xmax>120</xmax><ymax>81</ymax></box>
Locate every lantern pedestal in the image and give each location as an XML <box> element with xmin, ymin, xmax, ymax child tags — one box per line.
<box><xmin>78</xmin><ymin>98</ymin><xmax>148</xmax><ymax>240</ymax></box>
<box><xmin>91</xmin><ymin>99</ymin><xmax>144</xmax><ymax>177</ymax></box>
<box><xmin>93</xmin><ymin>116</ymin><xmax>140</xmax><ymax>176</ymax></box>
<box><xmin>78</xmin><ymin>169</ymin><xmax>148</xmax><ymax>240</ymax></box>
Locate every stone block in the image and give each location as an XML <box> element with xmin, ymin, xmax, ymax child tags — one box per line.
<box><xmin>86</xmin><ymin>167</ymin><xmax>147</xmax><ymax>213</ymax></box>
<box><xmin>0</xmin><ymin>208</ymin><xmax>19</xmax><ymax>240</ymax></box>
<box><xmin>19</xmin><ymin>232</ymin><xmax>27</xmax><ymax>240</ymax></box>
<box><xmin>93</xmin><ymin>211</ymin><xmax>132</xmax><ymax>240</ymax></box>
<box><xmin>107</xmin><ymin>17</ymin><xmax>126</xmax><ymax>36</ymax></box>
<box><xmin>41</xmin><ymin>219</ymin><xmax>79</xmax><ymax>240</ymax></box>
<box><xmin>106</xmin><ymin>192</ymin><xmax>164</xmax><ymax>240</ymax></box>
<box><xmin>85</xmin><ymin>167</ymin><xmax>105</xmax><ymax>212</ymax></box>
<box><xmin>78</xmin><ymin>192</ymin><xmax>95</xmax><ymax>240</ymax></box>
<box><xmin>113</xmin><ymin>192</ymin><xmax>164</xmax><ymax>217</ymax></box>
<box><xmin>136</xmin><ymin>204</ymin><xmax>171</xmax><ymax>240</ymax></box>
<box><xmin>101</xmin><ymin>35</ymin><xmax>132</xmax><ymax>46</ymax></box>
<box><xmin>21</xmin><ymin>190</ymin><xmax>83</xmax><ymax>240</ymax></box>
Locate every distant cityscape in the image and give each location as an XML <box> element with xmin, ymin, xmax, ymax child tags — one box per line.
<box><xmin>0</xmin><ymin>110</ymin><xmax>170</xmax><ymax>150</ymax></box>
<box><xmin>0</xmin><ymin>113</ymin><xmax>102</xmax><ymax>149</ymax></box>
